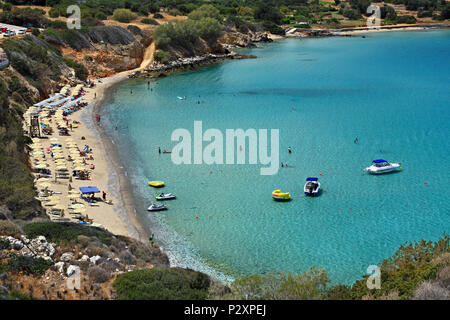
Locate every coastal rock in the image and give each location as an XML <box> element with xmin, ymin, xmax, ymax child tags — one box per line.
<box><xmin>0</xmin><ymin>285</ymin><xmax>8</xmax><ymax>297</ymax></box>
<box><xmin>20</xmin><ymin>235</ymin><xmax>30</xmax><ymax>244</ymax></box>
<box><xmin>79</xmin><ymin>255</ymin><xmax>90</xmax><ymax>262</ymax></box>
<box><xmin>54</xmin><ymin>262</ymin><xmax>65</xmax><ymax>273</ymax></box>
<box><xmin>0</xmin><ymin>273</ymin><xmax>7</xmax><ymax>280</ymax></box>
<box><xmin>67</xmin><ymin>265</ymin><xmax>80</xmax><ymax>277</ymax></box>
<box><xmin>60</xmin><ymin>252</ymin><xmax>75</xmax><ymax>263</ymax></box>
<box><xmin>89</xmin><ymin>255</ymin><xmax>101</xmax><ymax>265</ymax></box>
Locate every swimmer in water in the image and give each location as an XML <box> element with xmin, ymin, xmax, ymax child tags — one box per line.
<box><xmin>354</xmin><ymin>137</ymin><xmax>359</xmax><ymax>144</ymax></box>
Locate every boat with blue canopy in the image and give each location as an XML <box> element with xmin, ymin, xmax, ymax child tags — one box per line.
<box><xmin>304</xmin><ymin>177</ymin><xmax>320</xmax><ymax>196</ymax></box>
<box><xmin>365</xmin><ymin>159</ymin><xmax>401</xmax><ymax>174</ymax></box>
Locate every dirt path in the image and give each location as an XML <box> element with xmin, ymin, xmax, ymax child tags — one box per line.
<box><xmin>138</xmin><ymin>42</ymin><xmax>155</xmax><ymax>70</ymax></box>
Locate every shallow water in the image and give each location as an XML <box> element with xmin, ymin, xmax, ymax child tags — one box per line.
<box><xmin>101</xmin><ymin>30</ymin><xmax>450</xmax><ymax>284</ymax></box>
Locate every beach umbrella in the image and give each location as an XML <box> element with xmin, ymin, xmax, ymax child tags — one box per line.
<box><xmin>67</xmin><ymin>194</ymin><xmax>78</xmax><ymax>199</ymax></box>
<box><xmin>38</xmin><ymin>183</ymin><xmax>51</xmax><ymax>189</ymax></box>
<box><xmin>50</xmin><ymin>138</ymin><xmax>60</xmax><ymax>143</ymax></box>
<box><xmin>53</xmin><ymin>205</ymin><xmax>65</xmax><ymax>211</ymax></box>
<box><xmin>71</xmin><ymin>203</ymin><xmax>85</xmax><ymax>209</ymax></box>
<box><xmin>34</xmin><ymin>164</ymin><xmax>48</xmax><ymax>169</ymax></box>
<box><xmin>72</xmin><ymin>208</ymin><xmax>86</xmax><ymax>213</ymax></box>
<box><xmin>73</xmin><ymin>166</ymin><xmax>85</xmax><ymax>171</ymax></box>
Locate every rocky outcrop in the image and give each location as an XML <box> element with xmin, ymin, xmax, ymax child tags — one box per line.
<box><xmin>44</xmin><ymin>26</ymin><xmax>153</xmax><ymax>78</ymax></box>
<box><xmin>219</xmin><ymin>30</ymin><xmax>273</xmax><ymax>49</ymax></box>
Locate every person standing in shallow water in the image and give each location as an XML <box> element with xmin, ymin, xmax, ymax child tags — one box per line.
<box><xmin>158</xmin><ymin>147</ymin><xmax>161</xmax><ymax>154</ymax></box>
<box><xmin>288</xmin><ymin>146</ymin><xmax>292</xmax><ymax>153</ymax></box>
<box><xmin>354</xmin><ymin>137</ymin><xmax>359</xmax><ymax>144</ymax></box>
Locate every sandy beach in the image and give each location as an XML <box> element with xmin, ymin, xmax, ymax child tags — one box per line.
<box><xmin>27</xmin><ymin>71</ymin><xmax>150</xmax><ymax>243</ymax></box>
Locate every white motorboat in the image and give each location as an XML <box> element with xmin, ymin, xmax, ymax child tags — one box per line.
<box><xmin>365</xmin><ymin>159</ymin><xmax>401</xmax><ymax>174</ymax></box>
<box><xmin>147</xmin><ymin>203</ymin><xmax>167</xmax><ymax>211</ymax></box>
<box><xmin>304</xmin><ymin>177</ymin><xmax>320</xmax><ymax>196</ymax></box>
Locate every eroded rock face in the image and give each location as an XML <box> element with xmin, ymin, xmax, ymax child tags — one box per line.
<box><xmin>219</xmin><ymin>31</ymin><xmax>273</xmax><ymax>48</ymax></box>
<box><xmin>2</xmin><ymin>235</ymin><xmax>55</xmax><ymax>260</ymax></box>
<box><xmin>51</xmin><ymin>26</ymin><xmax>150</xmax><ymax>78</ymax></box>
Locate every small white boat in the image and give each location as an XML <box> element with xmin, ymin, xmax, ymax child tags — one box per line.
<box><xmin>304</xmin><ymin>177</ymin><xmax>320</xmax><ymax>196</ymax></box>
<box><xmin>155</xmin><ymin>193</ymin><xmax>176</xmax><ymax>200</ymax></box>
<box><xmin>147</xmin><ymin>203</ymin><xmax>167</xmax><ymax>211</ymax></box>
<box><xmin>365</xmin><ymin>159</ymin><xmax>401</xmax><ymax>174</ymax></box>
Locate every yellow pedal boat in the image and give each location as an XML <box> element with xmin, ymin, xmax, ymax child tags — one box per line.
<box><xmin>272</xmin><ymin>189</ymin><xmax>291</xmax><ymax>201</ymax></box>
<box><xmin>148</xmin><ymin>181</ymin><xmax>165</xmax><ymax>188</ymax></box>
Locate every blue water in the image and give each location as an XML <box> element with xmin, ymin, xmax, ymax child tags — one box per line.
<box><xmin>101</xmin><ymin>30</ymin><xmax>450</xmax><ymax>285</ymax></box>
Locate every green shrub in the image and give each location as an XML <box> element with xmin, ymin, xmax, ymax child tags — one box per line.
<box><xmin>154</xmin><ymin>50</ymin><xmax>170</xmax><ymax>63</ymax></box>
<box><xmin>49</xmin><ymin>8</ymin><xmax>60</xmax><ymax>18</ymax></box>
<box><xmin>95</xmin><ymin>12</ymin><xmax>108</xmax><ymax>20</ymax></box>
<box><xmin>31</xmin><ymin>28</ymin><xmax>40</xmax><ymax>37</ymax></box>
<box><xmin>0</xmin><ymin>238</ymin><xmax>10</xmax><ymax>250</ymax></box>
<box><xmin>24</xmin><ymin>222</ymin><xmax>115</xmax><ymax>245</ymax></box>
<box><xmin>88</xmin><ymin>266</ymin><xmax>111</xmax><ymax>283</ymax></box>
<box><xmin>141</xmin><ymin>18</ymin><xmax>159</xmax><ymax>25</ymax></box>
<box><xmin>112</xmin><ymin>8</ymin><xmax>137</xmax><ymax>23</ymax></box>
<box><xmin>5</xmin><ymin>253</ymin><xmax>52</xmax><ymax>276</ymax></box>
<box><xmin>153</xmin><ymin>13</ymin><xmax>163</xmax><ymax>19</ymax></box>
<box><xmin>188</xmin><ymin>4</ymin><xmax>222</xmax><ymax>21</ymax></box>
<box><xmin>113</xmin><ymin>267</ymin><xmax>211</xmax><ymax>300</ymax></box>
<box><xmin>395</xmin><ymin>15</ymin><xmax>417</xmax><ymax>24</ymax></box>
<box><xmin>63</xmin><ymin>57</ymin><xmax>88</xmax><ymax>81</ymax></box>
<box><xmin>0</xmin><ymin>220</ymin><xmax>22</xmax><ymax>237</ymax></box>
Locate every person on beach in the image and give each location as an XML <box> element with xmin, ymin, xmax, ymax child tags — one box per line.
<box><xmin>102</xmin><ymin>191</ymin><xmax>106</xmax><ymax>201</ymax></box>
<box><xmin>94</xmin><ymin>92</ymin><xmax>96</xmax><ymax>99</ymax></box>
<box><xmin>354</xmin><ymin>137</ymin><xmax>359</xmax><ymax>144</ymax></box>
<box><xmin>281</xmin><ymin>162</ymin><xmax>284</xmax><ymax>167</ymax></box>
<box><xmin>149</xmin><ymin>234</ymin><xmax>154</xmax><ymax>247</ymax></box>
<box><xmin>130</xmin><ymin>89</ymin><xmax>133</xmax><ymax>94</ymax></box>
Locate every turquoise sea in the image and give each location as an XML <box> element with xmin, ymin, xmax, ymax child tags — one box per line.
<box><xmin>101</xmin><ymin>30</ymin><xmax>450</xmax><ymax>284</ymax></box>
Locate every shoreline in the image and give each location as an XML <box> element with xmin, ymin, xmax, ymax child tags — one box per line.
<box><xmin>28</xmin><ymin>26</ymin><xmax>449</xmax><ymax>282</ymax></box>
<box><xmin>83</xmin><ymin>75</ymin><xmax>150</xmax><ymax>243</ymax></box>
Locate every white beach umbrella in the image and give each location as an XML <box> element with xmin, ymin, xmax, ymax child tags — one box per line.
<box><xmin>71</xmin><ymin>203</ymin><xmax>85</xmax><ymax>209</ymax></box>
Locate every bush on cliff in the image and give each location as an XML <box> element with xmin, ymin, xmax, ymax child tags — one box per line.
<box><xmin>112</xmin><ymin>8</ymin><xmax>137</xmax><ymax>23</ymax></box>
<box><xmin>24</xmin><ymin>222</ymin><xmax>115</xmax><ymax>245</ymax></box>
<box><xmin>2</xmin><ymin>253</ymin><xmax>53</xmax><ymax>276</ymax></box>
<box><xmin>347</xmin><ymin>234</ymin><xmax>449</xmax><ymax>300</ymax></box>
<box><xmin>64</xmin><ymin>57</ymin><xmax>88</xmax><ymax>82</ymax></box>
<box><xmin>141</xmin><ymin>18</ymin><xmax>159</xmax><ymax>25</ymax></box>
<box><xmin>113</xmin><ymin>267</ymin><xmax>211</xmax><ymax>300</ymax></box>
<box><xmin>153</xmin><ymin>18</ymin><xmax>222</xmax><ymax>54</ymax></box>
<box><xmin>154</xmin><ymin>50</ymin><xmax>171</xmax><ymax>63</ymax></box>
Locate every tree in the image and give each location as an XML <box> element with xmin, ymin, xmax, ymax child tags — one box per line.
<box><xmin>188</xmin><ymin>4</ymin><xmax>222</xmax><ymax>21</ymax></box>
<box><xmin>112</xmin><ymin>8</ymin><xmax>137</xmax><ymax>23</ymax></box>
<box><xmin>254</xmin><ymin>3</ymin><xmax>283</xmax><ymax>24</ymax></box>
<box><xmin>195</xmin><ymin>17</ymin><xmax>222</xmax><ymax>43</ymax></box>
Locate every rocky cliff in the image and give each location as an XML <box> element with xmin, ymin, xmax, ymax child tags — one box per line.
<box><xmin>44</xmin><ymin>26</ymin><xmax>153</xmax><ymax>78</ymax></box>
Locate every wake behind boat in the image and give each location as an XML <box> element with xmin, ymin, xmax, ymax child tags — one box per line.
<box><xmin>304</xmin><ymin>177</ymin><xmax>320</xmax><ymax>196</ymax></box>
<box><xmin>147</xmin><ymin>203</ymin><xmax>167</xmax><ymax>211</ymax></box>
<box><xmin>365</xmin><ymin>159</ymin><xmax>401</xmax><ymax>174</ymax></box>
